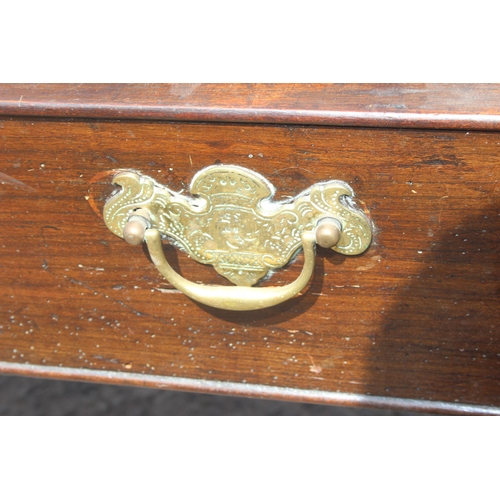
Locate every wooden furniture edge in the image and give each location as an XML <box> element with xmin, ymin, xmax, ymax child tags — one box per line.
<box><xmin>3</xmin><ymin>85</ymin><xmax>500</xmax><ymax>413</ymax></box>
<box><xmin>1</xmin><ymin>84</ymin><xmax>500</xmax><ymax>130</ymax></box>
<box><xmin>1</xmin><ymin>362</ymin><xmax>498</xmax><ymax>415</ymax></box>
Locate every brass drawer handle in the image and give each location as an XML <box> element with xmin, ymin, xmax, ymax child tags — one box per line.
<box><xmin>131</xmin><ymin>219</ymin><xmax>335</xmax><ymax>311</ymax></box>
<box><xmin>103</xmin><ymin>165</ymin><xmax>372</xmax><ymax>310</ymax></box>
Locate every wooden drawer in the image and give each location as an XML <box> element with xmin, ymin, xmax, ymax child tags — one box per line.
<box><xmin>1</xmin><ymin>84</ymin><xmax>499</xmax><ymax>414</ymax></box>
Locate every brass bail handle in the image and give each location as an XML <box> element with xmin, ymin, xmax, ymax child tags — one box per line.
<box><xmin>123</xmin><ymin>212</ymin><xmax>341</xmax><ymax>311</ymax></box>
<box><xmin>103</xmin><ymin>165</ymin><xmax>372</xmax><ymax>311</ymax></box>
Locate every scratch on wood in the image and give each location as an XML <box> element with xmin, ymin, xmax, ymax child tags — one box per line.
<box><xmin>111</xmin><ymin>84</ymin><xmax>126</xmax><ymax>101</ymax></box>
<box><xmin>355</xmin><ymin>255</ymin><xmax>381</xmax><ymax>272</ymax></box>
<box><xmin>0</xmin><ymin>172</ymin><xmax>36</xmax><ymax>192</ymax></box>
<box><xmin>154</xmin><ymin>287</ymin><xmax>182</xmax><ymax>294</ymax></box>
<box><xmin>169</xmin><ymin>83</ymin><xmax>200</xmax><ymax>99</ymax></box>
<box><xmin>308</xmin><ymin>355</ymin><xmax>323</xmax><ymax>374</ymax></box>
<box><xmin>40</xmin><ymin>259</ymin><xmax>172</xmax><ymax>325</ymax></box>
<box><xmin>438</xmin><ymin>183</ymin><xmax>450</xmax><ymax>225</ymax></box>
<box><xmin>77</xmin><ymin>264</ymin><xmax>105</xmax><ymax>271</ymax></box>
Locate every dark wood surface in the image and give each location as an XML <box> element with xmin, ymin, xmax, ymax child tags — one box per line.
<box><xmin>1</xmin><ymin>84</ymin><xmax>500</xmax><ymax>130</ymax></box>
<box><xmin>1</xmin><ymin>116</ymin><xmax>499</xmax><ymax>414</ymax></box>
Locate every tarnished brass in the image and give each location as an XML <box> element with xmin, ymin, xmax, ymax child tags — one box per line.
<box><xmin>145</xmin><ymin>226</ymin><xmax>318</xmax><ymax>311</ymax></box>
<box><xmin>123</xmin><ymin>208</ymin><xmax>151</xmax><ymax>245</ymax></box>
<box><xmin>315</xmin><ymin>218</ymin><xmax>342</xmax><ymax>249</ymax></box>
<box><xmin>104</xmin><ymin>164</ymin><xmax>372</xmax><ymax>310</ymax></box>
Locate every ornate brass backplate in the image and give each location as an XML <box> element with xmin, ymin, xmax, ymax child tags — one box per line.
<box><xmin>103</xmin><ymin>165</ymin><xmax>372</xmax><ymax>288</ymax></box>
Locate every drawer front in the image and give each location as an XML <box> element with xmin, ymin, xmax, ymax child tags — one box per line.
<box><xmin>1</xmin><ymin>117</ymin><xmax>499</xmax><ymax>413</ymax></box>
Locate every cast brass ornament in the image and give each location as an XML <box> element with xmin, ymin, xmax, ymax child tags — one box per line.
<box><xmin>103</xmin><ymin>165</ymin><xmax>372</xmax><ymax>310</ymax></box>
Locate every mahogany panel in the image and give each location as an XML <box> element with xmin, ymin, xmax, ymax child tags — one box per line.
<box><xmin>0</xmin><ymin>117</ymin><xmax>499</xmax><ymax>413</ymax></box>
<box><xmin>1</xmin><ymin>84</ymin><xmax>500</xmax><ymax>130</ymax></box>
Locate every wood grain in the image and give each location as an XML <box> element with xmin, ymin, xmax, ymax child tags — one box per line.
<box><xmin>1</xmin><ymin>84</ymin><xmax>500</xmax><ymax>130</ymax></box>
<box><xmin>0</xmin><ymin>117</ymin><xmax>499</xmax><ymax>413</ymax></box>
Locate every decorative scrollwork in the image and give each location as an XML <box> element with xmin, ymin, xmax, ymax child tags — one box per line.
<box><xmin>103</xmin><ymin>165</ymin><xmax>372</xmax><ymax>286</ymax></box>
